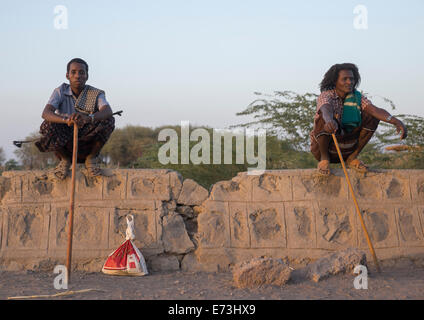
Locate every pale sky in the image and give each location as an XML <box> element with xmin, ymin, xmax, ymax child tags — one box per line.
<box><xmin>1</xmin><ymin>0</ymin><xmax>423</xmax><ymax>160</ymax></box>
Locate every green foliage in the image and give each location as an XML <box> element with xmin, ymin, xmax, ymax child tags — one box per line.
<box><xmin>100</xmin><ymin>125</ymin><xmax>157</xmax><ymax>166</ymax></box>
<box><xmin>99</xmin><ymin>124</ymin><xmax>317</xmax><ymax>188</ymax></box>
<box><xmin>360</xmin><ymin>114</ymin><xmax>424</xmax><ymax>169</ymax></box>
<box><xmin>375</xmin><ymin>114</ymin><xmax>424</xmax><ymax>148</ymax></box>
<box><xmin>235</xmin><ymin>91</ymin><xmax>318</xmax><ymax>150</ymax></box>
<box><xmin>264</xmin><ymin>135</ymin><xmax>316</xmax><ymax>169</ymax></box>
<box><xmin>128</xmin><ymin>126</ymin><xmax>250</xmax><ymax>188</ymax></box>
<box><xmin>359</xmin><ymin>142</ymin><xmax>424</xmax><ymax>169</ymax></box>
<box><xmin>4</xmin><ymin>159</ymin><xmax>21</xmax><ymax>171</ymax></box>
<box><xmin>129</xmin><ymin>131</ymin><xmax>316</xmax><ymax>189</ymax></box>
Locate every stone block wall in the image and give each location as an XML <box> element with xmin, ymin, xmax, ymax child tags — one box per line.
<box><xmin>1</xmin><ymin>168</ymin><xmax>423</xmax><ymax>272</ymax></box>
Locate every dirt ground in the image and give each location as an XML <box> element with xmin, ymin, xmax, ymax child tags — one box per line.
<box><xmin>1</xmin><ymin>260</ymin><xmax>424</xmax><ymax>300</ymax></box>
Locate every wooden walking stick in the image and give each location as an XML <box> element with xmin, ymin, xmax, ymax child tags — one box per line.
<box><xmin>331</xmin><ymin>134</ymin><xmax>381</xmax><ymax>273</ymax></box>
<box><xmin>66</xmin><ymin>122</ymin><xmax>78</xmax><ymax>283</ymax></box>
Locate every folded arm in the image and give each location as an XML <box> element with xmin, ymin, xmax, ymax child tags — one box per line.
<box><xmin>93</xmin><ymin>104</ymin><xmax>113</xmax><ymax>121</ymax></box>
<box><xmin>42</xmin><ymin>104</ymin><xmax>113</xmax><ymax>128</ymax></box>
<box><xmin>42</xmin><ymin>104</ymin><xmax>72</xmax><ymax>125</ymax></box>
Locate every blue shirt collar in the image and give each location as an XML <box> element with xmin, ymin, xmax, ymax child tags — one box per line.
<box><xmin>63</xmin><ymin>83</ymin><xmax>87</xmax><ymax>97</ymax></box>
<box><xmin>63</xmin><ymin>83</ymin><xmax>73</xmax><ymax>96</ymax></box>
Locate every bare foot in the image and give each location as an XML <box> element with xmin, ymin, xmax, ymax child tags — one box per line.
<box><xmin>53</xmin><ymin>159</ymin><xmax>71</xmax><ymax>180</ymax></box>
<box><xmin>346</xmin><ymin>158</ymin><xmax>368</xmax><ymax>173</ymax></box>
<box><xmin>85</xmin><ymin>157</ymin><xmax>103</xmax><ymax>177</ymax></box>
<box><xmin>317</xmin><ymin>159</ymin><xmax>330</xmax><ymax>176</ymax></box>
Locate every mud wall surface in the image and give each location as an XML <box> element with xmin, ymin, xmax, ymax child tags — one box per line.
<box><xmin>1</xmin><ymin>169</ymin><xmax>424</xmax><ymax>272</ymax></box>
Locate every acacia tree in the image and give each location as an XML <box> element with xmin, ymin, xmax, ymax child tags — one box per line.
<box><xmin>361</xmin><ymin>114</ymin><xmax>424</xmax><ymax>169</ymax></box>
<box><xmin>375</xmin><ymin>114</ymin><xmax>424</xmax><ymax>148</ymax></box>
<box><xmin>234</xmin><ymin>91</ymin><xmax>317</xmax><ymax>150</ymax></box>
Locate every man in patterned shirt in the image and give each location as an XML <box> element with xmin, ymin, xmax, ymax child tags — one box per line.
<box><xmin>310</xmin><ymin>63</ymin><xmax>407</xmax><ymax>175</ymax></box>
<box><xmin>35</xmin><ymin>58</ymin><xmax>115</xmax><ymax>179</ymax></box>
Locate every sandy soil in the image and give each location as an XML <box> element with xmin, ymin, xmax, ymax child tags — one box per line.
<box><xmin>1</xmin><ymin>262</ymin><xmax>424</xmax><ymax>300</ymax></box>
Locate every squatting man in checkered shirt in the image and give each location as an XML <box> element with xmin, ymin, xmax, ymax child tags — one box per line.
<box><xmin>35</xmin><ymin>58</ymin><xmax>115</xmax><ymax>179</ymax></box>
<box><xmin>310</xmin><ymin>63</ymin><xmax>408</xmax><ymax>175</ymax></box>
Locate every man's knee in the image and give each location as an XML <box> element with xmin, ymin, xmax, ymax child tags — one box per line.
<box><xmin>361</xmin><ymin>113</ymin><xmax>380</xmax><ymax>132</ymax></box>
<box><xmin>358</xmin><ymin>127</ymin><xmax>375</xmax><ymax>144</ymax></box>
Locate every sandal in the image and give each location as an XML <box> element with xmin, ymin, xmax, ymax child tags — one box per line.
<box><xmin>347</xmin><ymin>158</ymin><xmax>368</xmax><ymax>173</ymax></box>
<box><xmin>317</xmin><ymin>159</ymin><xmax>331</xmax><ymax>176</ymax></box>
<box><xmin>53</xmin><ymin>159</ymin><xmax>71</xmax><ymax>180</ymax></box>
<box><xmin>85</xmin><ymin>157</ymin><xmax>103</xmax><ymax>177</ymax></box>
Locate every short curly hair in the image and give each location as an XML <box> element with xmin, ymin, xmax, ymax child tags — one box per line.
<box><xmin>67</xmin><ymin>58</ymin><xmax>89</xmax><ymax>73</ymax></box>
<box><xmin>320</xmin><ymin>63</ymin><xmax>361</xmax><ymax>92</ymax></box>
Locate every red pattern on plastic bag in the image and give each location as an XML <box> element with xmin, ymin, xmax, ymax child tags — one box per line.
<box><xmin>102</xmin><ymin>215</ymin><xmax>148</xmax><ymax>276</ymax></box>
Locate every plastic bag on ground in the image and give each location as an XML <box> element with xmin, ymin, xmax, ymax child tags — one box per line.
<box><xmin>102</xmin><ymin>215</ymin><xmax>148</xmax><ymax>276</ymax></box>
